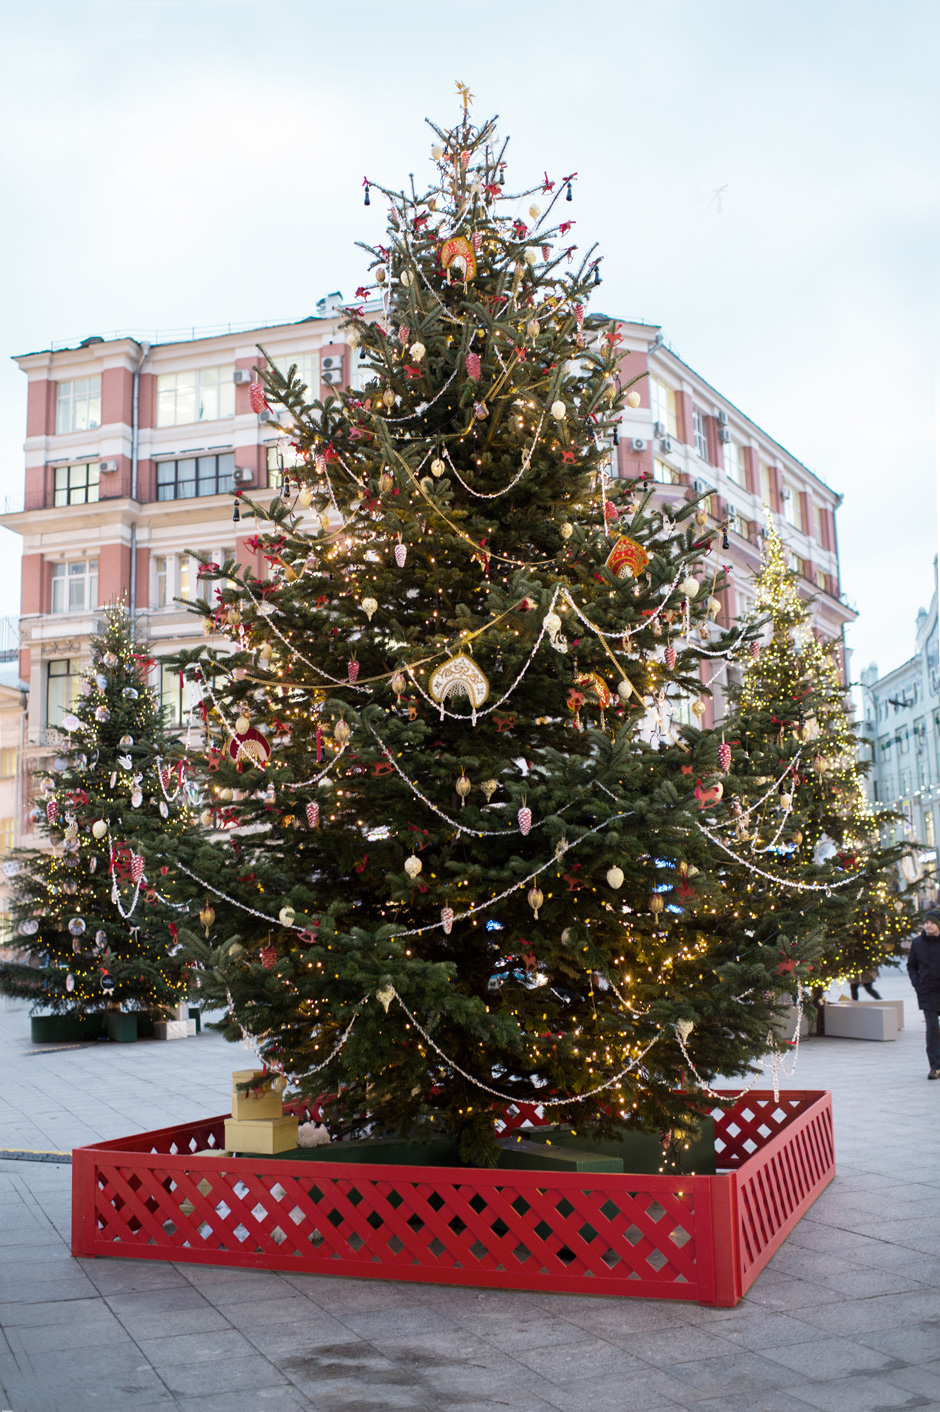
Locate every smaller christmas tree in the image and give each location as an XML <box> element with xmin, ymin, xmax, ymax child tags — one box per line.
<box><xmin>720</xmin><ymin>518</ymin><xmax>911</xmax><ymax>997</ymax></box>
<box><xmin>0</xmin><ymin>607</ymin><xmax>201</xmax><ymax>1021</ymax></box>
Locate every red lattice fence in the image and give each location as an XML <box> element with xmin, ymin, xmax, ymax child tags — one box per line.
<box><xmin>71</xmin><ymin>1090</ymin><xmax>833</xmax><ymax>1306</ymax></box>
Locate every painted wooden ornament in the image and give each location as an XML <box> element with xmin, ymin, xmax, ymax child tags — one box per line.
<box><xmin>517</xmin><ymin>805</ymin><xmax>532</xmax><ymax>836</ymax></box>
<box><xmin>428</xmin><ymin>654</ymin><xmax>490</xmax><ymax>712</ymax></box>
<box><xmin>576</xmin><ymin>671</ymin><xmax>612</xmax><ymax>709</ymax></box>
<box><xmin>439</xmin><ymin>235</ymin><xmax>477</xmax><ymax>281</ymax></box>
<box><xmin>441</xmin><ymin>906</ymin><xmax>454</xmax><ymax>935</ymax></box>
<box><xmin>605</xmin><ymin>536</ymin><xmax>650</xmax><ymax>580</ymax></box>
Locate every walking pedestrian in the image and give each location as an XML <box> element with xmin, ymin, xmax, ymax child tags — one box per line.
<box><xmin>850</xmin><ymin>968</ymin><xmax>882</xmax><ymax>1001</ymax></box>
<box><xmin>907</xmin><ymin>910</ymin><xmax>940</xmax><ymax>1079</ymax></box>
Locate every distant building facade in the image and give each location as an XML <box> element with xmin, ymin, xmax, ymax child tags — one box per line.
<box><xmin>0</xmin><ymin>300</ymin><xmax>855</xmax><ymax>863</ymax></box>
<box><xmin>860</xmin><ymin>559</ymin><xmax>940</xmax><ymax>898</ymax></box>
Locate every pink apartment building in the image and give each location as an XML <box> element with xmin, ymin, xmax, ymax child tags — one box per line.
<box><xmin>0</xmin><ymin>301</ymin><xmax>855</xmax><ymax>862</ymax></box>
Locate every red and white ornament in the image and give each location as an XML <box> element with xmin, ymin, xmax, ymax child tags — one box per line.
<box><xmin>46</xmin><ymin>800</ymin><xmax>58</xmax><ymax>823</ymax></box>
<box><xmin>517</xmin><ymin>805</ymin><xmax>532</xmax><ymax>836</ymax></box>
<box><xmin>394</xmin><ymin>541</ymin><xmax>407</xmax><ymax>568</ymax></box>
<box><xmin>130</xmin><ymin>854</ymin><xmax>145</xmax><ymax>884</ymax></box>
<box><xmin>664</xmin><ymin>645</ymin><xmax>677</xmax><ymax>671</ymax></box>
<box><xmin>441</xmin><ymin>906</ymin><xmax>454</xmax><ymax>935</ymax></box>
<box><xmin>260</xmin><ymin>945</ymin><xmax>277</xmax><ymax>970</ymax></box>
<box><xmin>306</xmin><ymin>802</ymin><xmax>320</xmax><ymax>828</ymax></box>
<box><xmin>465</xmin><ymin>352</ymin><xmax>480</xmax><ymax>380</ymax></box>
<box><xmin>750</xmin><ymin>640</ymin><xmax>761</xmax><ymax>659</ymax></box>
<box><xmin>471</xmin><ymin>231</ymin><xmax>482</xmax><ymax>252</ymax></box>
<box><xmin>248</xmin><ymin>383</ymin><xmax>268</xmax><ymax>414</ymax></box>
<box><xmin>574</xmin><ymin>302</ymin><xmax>585</xmax><ymax>331</ymax></box>
<box><xmin>348</xmin><ymin>659</ymin><xmax>360</xmax><ymax>684</ymax></box>
<box><xmin>718</xmin><ymin>742</ymin><xmax>732</xmax><ymax>773</ymax></box>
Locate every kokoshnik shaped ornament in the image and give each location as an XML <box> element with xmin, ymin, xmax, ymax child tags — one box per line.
<box><xmin>428</xmin><ymin>653</ymin><xmax>490</xmax><ymax>723</ymax></box>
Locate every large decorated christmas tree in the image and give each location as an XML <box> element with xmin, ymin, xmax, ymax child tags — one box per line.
<box><xmin>0</xmin><ymin>607</ymin><xmax>199</xmax><ymax>1021</ymax></box>
<box><xmin>177</xmin><ymin>100</ymin><xmax>822</xmax><ymax>1165</ymax></box>
<box><xmin>720</xmin><ymin>518</ymin><xmax>910</xmax><ymax>998</ymax></box>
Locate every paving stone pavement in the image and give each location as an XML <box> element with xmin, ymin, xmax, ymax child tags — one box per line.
<box><xmin>1</xmin><ymin>969</ymin><xmax>939</xmax><ymax>1412</ymax></box>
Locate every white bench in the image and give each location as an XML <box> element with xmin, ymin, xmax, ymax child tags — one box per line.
<box><xmin>836</xmin><ymin>996</ymin><xmax>904</xmax><ymax>1030</ymax></box>
<box><xmin>824</xmin><ymin>1003</ymin><xmax>898</xmax><ymax>1041</ymax></box>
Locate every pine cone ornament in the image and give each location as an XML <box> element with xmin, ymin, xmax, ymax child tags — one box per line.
<box><xmin>306</xmin><ymin>802</ymin><xmax>320</xmax><ymax>828</ymax></box>
<box><xmin>665</xmin><ymin>646</ymin><xmax>677</xmax><ymax>671</ymax></box>
<box><xmin>248</xmin><ymin>383</ymin><xmax>268</xmax><ymax>414</ymax></box>
<box><xmin>441</xmin><ymin>906</ymin><xmax>454</xmax><ymax>935</ymax></box>
<box><xmin>348</xmin><ymin>659</ymin><xmax>360</xmax><ymax>684</ymax></box>
<box><xmin>466</xmin><ymin>352</ymin><xmax>480</xmax><ymax>380</ymax></box>
<box><xmin>260</xmin><ymin>945</ymin><xmax>277</xmax><ymax>970</ymax></box>
<box><xmin>394</xmin><ymin>542</ymin><xmax>407</xmax><ymax>568</ymax></box>
<box><xmin>718</xmin><ymin>742</ymin><xmax>732</xmax><ymax>773</ymax></box>
<box><xmin>750</xmin><ymin>640</ymin><xmax>761</xmax><ymax>659</ymax></box>
<box><xmin>518</xmin><ymin>805</ymin><xmax>532</xmax><ymax>836</ymax></box>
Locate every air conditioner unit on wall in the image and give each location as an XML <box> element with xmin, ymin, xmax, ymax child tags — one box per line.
<box><xmin>718</xmin><ymin>427</ymin><xmax>731</xmax><ymax>444</ymax></box>
<box><xmin>630</xmin><ymin>437</ymin><xmax>647</xmax><ymax>452</ymax></box>
<box><xmin>652</xmin><ymin>421</ymin><xmax>666</xmax><ymax>438</ymax></box>
<box><xmin>659</xmin><ymin>437</ymin><xmax>672</xmax><ymax>454</ymax></box>
<box><xmin>321</xmin><ymin>355</ymin><xmax>344</xmax><ymax>385</ymax></box>
<box><xmin>98</xmin><ymin>459</ymin><xmax>118</xmax><ymax>473</ymax></box>
<box><xmin>233</xmin><ymin>369</ymin><xmax>253</xmax><ymax>384</ymax></box>
<box><xmin>781</xmin><ymin>485</ymin><xmax>792</xmax><ymax>500</ymax></box>
<box><xmin>717</xmin><ymin>409</ymin><xmax>729</xmax><ymax>425</ymax></box>
<box><xmin>232</xmin><ymin>467</ymin><xmax>254</xmax><ymax>485</ymax></box>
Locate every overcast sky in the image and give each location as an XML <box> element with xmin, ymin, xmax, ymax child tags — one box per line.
<box><xmin>1</xmin><ymin>0</ymin><xmax>937</xmax><ymax>679</ymax></box>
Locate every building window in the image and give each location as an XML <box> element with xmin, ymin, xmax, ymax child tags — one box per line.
<box><xmin>731</xmin><ymin>511</ymin><xmax>750</xmax><ymax>539</ymax></box>
<box><xmin>815</xmin><ymin>506</ymin><xmax>828</xmax><ymax>544</ymax></box>
<box><xmin>179</xmin><ymin>552</ymin><xmax>223</xmax><ymax>606</ymax></box>
<box><xmin>155</xmin><ymin>452</ymin><xmax>235</xmax><ymax>501</ymax></box>
<box><xmin>160</xmin><ymin>662</ymin><xmax>200</xmax><ymax>727</ymax></box>
<box><xmin>156</xmin><ymin>366</ymin><xmax>235</xmax><ymax>427</ymax></box>
<box><xmin>900</xmin><ymin>769</ymin><xmax>912</xmax><ymax>794</ymax></box>
<box><xmin>649</xmin><ymin>379</ymin><xmax>678</xmax><ymax>438</ymax></box>
<box><xmin>269</xmin><ymin>352</ymin><xmax>320</xmax><ymax>397</ymax></box>
<box><xmin>0</xmin><ymin>818</ymin><xmax>14</xmax><ymax>856</ymax></box>
<box><xmin>760</xmin><ymin>464</ymin><xmax>775</xmax><ymax>507</ymax></box>
<box><xmin>925</xmin><ymin>811</ymin><xmax>936</xmax><ymax>848</ymax></box>
<box><xmin>919</xmin><ymin>761</ymin><xmax>930</xmax><ymax>788</ymax></box>
<box><xmin>154</xmin><ymin>556</ymin><xmax>169</xmax><ymax>609</ymax></box>
<box><xmin>722</xmin><ymin>440</ymin><xmax>745</xmax><ymax>487</ymax></box>
<box><xmin>56</xmin><ymin>377</ymin><xmax>101</xmax><ymax>434</ymax></box>
<box><xmin>0</xmin><ymin>749</ymin><xmax>16</xmax><ymax>778</ymax></box>
<box><xmin>692</xmin><ymin>407</ymin><xmax>708</xmax><ymax>460</ymax></box>
<box><xmin>53</xmin><ymin>461</ymin><xmax>100</xmax><ymax>507</ymax></box>
<box><xmin>46</xmin><ymin>658</ymin><xmax>81</xmax><ymax>729</ymax></box>
<box><xmin>653</xmin><ymin>458</ymin><xmax>681</xmax><ymax>485</ymax></box>
<box><xmin>266</xmin><ymin>443</ymin><xmax>306</xmax><ymax>483</ymax></box>
<box><xmin>898</xmin><ymin>730</ymin><xmax>910</xmax><ymax>755</ymax></box>
<box><xmin>782</xmin><ymin>484</ymin><xmax>802</xmax><ymax>529</ymax></box>
<box><xmin>51</xmin><ymin>560</ymin><xmax>97</xmax><ymax>614</ymax></box>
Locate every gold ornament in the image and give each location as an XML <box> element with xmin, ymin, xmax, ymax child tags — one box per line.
<box><xmin>559</xmin><ymin>522</ymin><xmax>574</xmax><ymax>540</ymax></box>
<box><xmin>361</xmin><ymin>597</ymin><xmax>378</xmax><ymax>621</ymax></box>
<box><xmin>390</xmin><ymin>671</ymin><xmax>407</xmax><ymax>699</ymax></box>
<box><xmin>691</xmin><ymin>700</ymin><xmax>707</xmax><ymax>720</ymax></box>
<box><xmin>680</xmin><ymin>576</ymin><xmax>700</xmax><ymax>598</ymax></box>
<box><xmin>278</xmin><ymin>905</ymin><xmax>296</xmax><ymax>927</ymax></box>
<box><xmin>793</xmin><ymin>830</ymin><xmax>804</xmax><ymax>846</ymax></box>
<box><xmin>404</xmin><ymin>855</ymin><xmax>423</xmax><ymax>880</ymax></box>
<box><xmin>707</xmin><ymin>596</ymin><xmax>721</xmax><ymax>619</ymax></box>
<box><xmin>528</xmin><ymin>203</ymin><xmax>540</xmax><ymax>220</ymax></box>
<box><xmin>480</xmin><ymin>779</ymin><xmax>499</xmax><ymax>802</ymax></box>
<box><xmin>524</xmin><ymin>248</ymin><xmax>538</xmax><ymax>266</ymax></box>
<box><xmin>527</xmin><ymin>886</ymin><xmax>544</xmax><ymax>919</ymax></box>
<box><xmin>606</xmin><ymin>866</ymin><xmax>624</xmax><ymax>889</ymax></box>
<box><xmin>626</xmin><ymin>390</ymin><xmax>641</xmax><ymax>408</ymax></box>
<box><xmin>377</xmin><ymin>984</ymin><xmax>395</xmax><ymax>1012</ymax></box>
<box><xmin>431</xmin><ymin>143</ymin><xmax>443</xmax><ymax>160</ymax></box>
<box><xmin>430</xmin><ymin>458</ymin><xmax>446</xmax><ymax>477</ymax></box>
<box><xmin>429</xmin><ymin>654</ymin><xmax>490</xmax><ymax>711</ymax></box>
<box><xmin>200</xmin><ymin>902</ymin><xmax>216</xmax><ymax>935</ymax></box>
<box><xmin>334</xmin><ymin>719</ymin><xmax>351</xmax><ymax>745</ymax></box>
<box><xmin>235</xmin><ymin>714</ymin><xmax>250</xmax><ymax>733</ymax></box>
<box><xmin>675</xmin><ymin>1018</ymin><xmax>694</xmax><ymax>1044</ymax></box>
<box><xmin>92</xmin><ymin>819</ymin><xmax>108</xmax><ymax>840</ymax></box>
<box><xmin>379</xmin><ymin>471</ymin><xmax>394</xmax><ymax>494</ymax></box>
<box><xmin>526</xmin><ymin>319</ymin><xmax>540</xmax><ymax>338</ymax></box>
<box><xmin>299</xmin><ymin>486</ymin><xmax>313</xmax><ymax>507</ymax></box>
<box><xmin>400</xmin><ymin>270</ymin><xmax>412</xmax><ymax>287</ymax></box>
<box><xmin>382</xmin><ymin>388</ymin><xmax>396</xmax><ymax>408</ymax></box>
<box><xmin>617</xmin><ymin>679</ymin><xmax>633</xmax><ymax>702</ymax></box>
<box><xmin>455</xmin><ymin>772</ymin><xmax>472</xmax><ymax>805</ymax></box>
<box><xmin>375</xmin><ymin>266</ymin><xmax>387</xmax><ymax>284</ymax></box>
<box><xmin>695</xmin><ymin>510</ymin><xmax>708</xmax><ymax>527</ymax></box>
<box><xmin>650</xmin><ymin>894</ymin><xmax>664</xmax><ymax>915</ymax></box>
<box><xmin>409</xmin><ymin>342</ymin><xmax>425</xmax><ymax>362</ymax></box>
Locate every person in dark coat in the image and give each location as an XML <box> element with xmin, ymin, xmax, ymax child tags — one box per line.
<box><xmin>907</xmin><ymin>910</ymin><xmax>940</xmax><ymax>1079</ymax></box>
